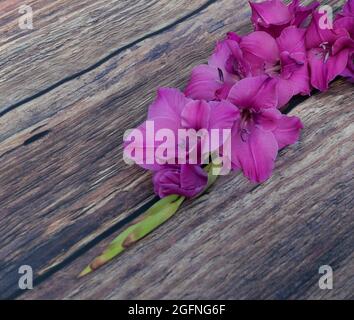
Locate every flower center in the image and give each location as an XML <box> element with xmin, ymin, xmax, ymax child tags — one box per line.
<box><xmin>264</xmin><ymin>60</ymin><xmax>281</xmax><ymax>76</ymax></box>
<box><xmin>226</xmin><ymin>56</ymin><xmax>247</xmax><ymax>79</ymax></box>
<box><xmin>317</xmin><ymin>42</ymin><xmax>332</xmax><ymax>62</ymax></box>
<box><xmin>239</xmin><ymin>108</ymin><xmax>254</xmax><ymax>142</ymax></box>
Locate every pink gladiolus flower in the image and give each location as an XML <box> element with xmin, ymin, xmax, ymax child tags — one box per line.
<box><xmin>240</xmin><ymin>26</ymin><xmax>311</xmax><ymax>107</ymax></box>
<box><xmin>335</xmin><ymin>0</ymin><xmax>354</xmax><ymax>38</ymax></box>
<box><xmin>184</xmin><ymin>36</ymin><xmax>250</xmax><ymax>101</ymax></box>
<box><xmin>186</xmin><ymin>27</ymin><xmax>310</xmax><ymax>108</ymax></box>
<box><xmin>124</xmin><ymin>87</ymin><xmax>238</xmax><ymax>167</ymax></box>
<box><xmin>344</xmin><ymin>0</ymin><xmax>354</xmax><ymax>15</ymax></box>
<box><xmin>227</xmin><ymin>76</ymin><xmax>303</xmax><ymax>183</ymax></box>
<box><xmin>250</xmin><ymin>0</ymin><xmax>319</xmax><ymax>37</ymax></box>
<box><xmin>124</xmin><ymin>88</ymin><xmax>239</xmax><ymax>197</ymax></box>
<box><xmin>334</xmin><ymin>0</ymin><xmax>354</xmax><ymax>81</ymax></box>
<box><xmin>341</xmin><ymin>54</ymin><xmax>354</xmax><ymax>82</ymax></box>
<box><xmin>305</xmin><ymin>10</ymin><xmax>354</xmax><ymax>91</ymax></box>
<box><xmin>125</xmin><ymin>88</ymin><xmax>190</xmax><ymax>171</ymax></box>
<box><xmin>153</xmin><ymin>164</ymin><xmax>208</xmax><ymax>198</ymax></box>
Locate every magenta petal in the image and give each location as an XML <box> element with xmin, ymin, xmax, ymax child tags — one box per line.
<box><xmin>153</xmin><ymin>164</ymin><xmax>207</xmax><ymax>198</ymax></box>
<box><xmin>308</xmin><ymin>44</ymin><xmax>350</xmax><ymax>91</ymax></box>
<box><xmin>148</xmin><ymin>88</ymin><xmax>188</xmax><ymax>121</ymax></box>
<box><xmin>276</xmin><ymin>78</ymin><xmax>296</xmax><ymax>107</ymax></box>
<box><xmin>180</xmin><ymin>165</ymin><xmax>208</xmax><ymax>196</ymax></box>
<box><xmin>277</xmin><ymin>69</ymin><xmax>310</xmax><ymax>107</ymax></box>
<box><xmin>250</xmin><ymin>0</ymin><xmax>291</xmax><ymax>27</ymax></box>
<box><xmin>208</xmin><ymin>40</ymin><xmax>232</xmax><ymax>70</ymax></box>
<box><xmin>291</xmin><ymin>70</ymin><xmax>311</xmax><ymax>96</ymax></box>
<box><xmin>326</xmin><ymin>49</ymin><xmax>350</xmax><ymax>83</ymax></box>
<box><xmin>255</xmin><ymin>108</ymin><xmax>282</xmax><ymax>131</ymax></box>
<box><xmin>231</xmin><ymin>123</ymin><xmax>278</xmax><ymax>183</ymax></box>
<box><xmin>209</xmin><ymin>100</ymin><xmax>240</xmax><ymax>129</ymax></box>
<box><xmin>240</xmin><ymin>31</ymin><xmax>279</xmax><ymax>70</ymax></box>
<box><xmin>277</xmin><ymin>26</ymin><xmax>306</xmax><ymax>54</ymax></box>
<box><xmin>341</xmin><ymin>52</ymin><xmax>354</xmax><ymax>81</ymax></box>
<box><xmin>277</xmin><ymin>27</ymin><xmax>307</xmax><ymax>80</ymax></box>
<box><xmin>153</xmin><ymin>166</ymin><xmax>181</xmax><ymax>198</ymax></box>
<box><xmin>250</xmin><ymin>0</ymin><xmax>318</xmax><ymax>38</ymax></box>
<box><xmin>307</xmin><ymin>48</ymin><xmax>330</xmax><ymax>91</ymax></box>
<box><xmin>280</xmin><ymin>50</ymin><xmax>308</xmax><ymax>82</ymax></box>
<box><xmin>273</xmin><ymin>114</ymin><xmax>303</xmax><ymax>149</ymax></box>
<box><xmin>290</xmin><ymin>0</ymin><xmax>320</xmax><ymax>27</ymax></box>
<box><xmin>278</xmin><ymin>50</ymin><xmax>310</xmax><ymax>105</ymax></box>
<box><xmin>228</xmin><ymin>76</ymin><xmax>278</xmax><ymax>110</ymax></box>
<box><xmin>343</xmin><ymin>0</ymin><xmax>354</xmax><ymax>15</ymax></box>
<box><xmin>225</xmin><ymin>39</ymin><xmax>252</xmax><ymax>78</ymax></box>
<box><xmin>209</xmin><ymin>39</ymin><xmax>244</xmax><ymax>84</ymax></box>
<box><xmin>214</xmin><ymin>82</ymin><xmax>234</xmax><ymax>100</ymax></box>
<box><xmin>227</xmin><ymin>31</ymin><xmax>242</xmax><ymax>42</ymax></box>
<box><xmin>305</xmin><ymin>11</ymin><xmax>337</xmax><ymax>49</ymax></box>
<box><xmin>249</xmin><ymin>0</ymin><xmax>302</xmax><ymax>37</ymax></box>
<box><xmin>153</xmin><ymin>165</ymin><xmax>179</xmax><ymax>184</ymax></box>
<box><xmin>331</xmin><ymin>35</ymin><xmax>354</xmax><ymax>56</ymax></box>
<box><xmin>341</xmin><ymin>66</ymin><xmax>354</xmax><ymax>81</ymax></box>
<box><xmin>335</xmin><ymin>16</ymin><xmax>354</xmax><ymax>38</ymax></box>
<box><xmin>184</xmin><ymin>65</ymin><xmax>223</xmax><ymax>101</ymax></box>
<box><xmin>181</xmin><ymin>100</ymin><xmax>210</xmax><ymax>130</ymax></box>
<box><xmin>275</xmin><ymin>27</ymin><xmax>310</xmax><ymax>106</ymax></box>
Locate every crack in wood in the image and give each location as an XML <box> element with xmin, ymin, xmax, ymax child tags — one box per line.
<box><xmin>23</xmin><ymin>130</ymin><xmax>51</xmax><ymax>146</ymax></box>
<box><xmin>6</xmin><ymin>195</ymin><xmax>159</xmax><ymax>300</ymax></box>
<box><xmin>0</xmin><ymin>0</ymin><xmax>217</xmax><ymax>118</ymax></box>
<box><xmin>7</xmin><ymin>90</ymin><xmax>312</xmax><ymax>300</ymax></box>
<box><xmin>1</xmin><ymin>0</ymin><xmax>349</xmax><ymax>301</ymax></box>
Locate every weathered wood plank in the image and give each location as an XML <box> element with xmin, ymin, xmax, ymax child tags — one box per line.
<box><xmin>0</xmin><ymin>0</ymin><xmax>344</xmax><ymax>143</ymax></box>
<box><xmin>0</xmin><ymin>0</ymin><xmax>258</xmax><ymax>299</ymax></box>
<box><xmin>20</xmin><ymin>80</ymin><xmax>354</xmax><ymax>299</ymax></box>
<box><xmin>0</xmin><ymin>0</ymin><xmax>208</xmax><ymax>109</ymax></box>
<box><xmin>0</xmin><ymin>0</ymin><xmax>347</xmax><ymax>299</ymax></box>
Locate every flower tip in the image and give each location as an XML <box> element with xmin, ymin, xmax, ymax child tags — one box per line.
<box><xmin>78</xmin><ymin>265</ymin><xmax>93</xmax><ymax>278</ymax></box>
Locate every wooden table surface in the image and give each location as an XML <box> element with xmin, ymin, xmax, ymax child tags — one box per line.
<box><xmin>0</xmin><ymin>0</ymin><xmax>353</xmax><ymax>300</ymax></box>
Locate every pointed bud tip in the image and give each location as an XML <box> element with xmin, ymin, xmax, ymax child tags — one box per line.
<box><xmin>78</xmin><ymin>265</ymin><xmax>92</xmax><ymax>278</ymax></box>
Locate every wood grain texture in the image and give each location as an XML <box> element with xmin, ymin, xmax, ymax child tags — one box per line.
<box><xmin>0</xmin><ymin>0</ymin><xmax>350</xmax><ymax>300</ymax></box>
<box><xmin>0</xmin><ymin>0</ymin><xmax>256</xmax><ymax>299</ymax></box>
<box><xmin>21</xmin><ymin>80</ymin><xmax>354</xmax><ymax>300</ymax></box>
<box><xmin>0</xmin><ymin>0</ymin><xmax>208</xmax><ymax>109</ymax></box>
<box><xmin>0</xmin><ymin>0</ymin><xmax>344</xmax><ymax>143</ymax></box>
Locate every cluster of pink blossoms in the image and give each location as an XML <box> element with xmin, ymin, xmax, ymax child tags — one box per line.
<box><xmin>127</xmin><ymin>0</ymin><xmax>354</xmax><ymax>199</ymax></box>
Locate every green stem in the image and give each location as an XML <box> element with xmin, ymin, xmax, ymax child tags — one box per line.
<box><xmin>79</xmin><ymin>163</ymin><xmax>220</xmax><ymax>277</ymax></box>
